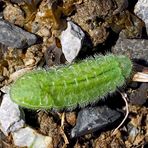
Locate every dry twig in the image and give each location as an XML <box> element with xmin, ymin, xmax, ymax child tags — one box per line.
<box><xmin>112</xmin><ymin>92</ymin><xmax>129</xmax><ymax>135</ymax></box>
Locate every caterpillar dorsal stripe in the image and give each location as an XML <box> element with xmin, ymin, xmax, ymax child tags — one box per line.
<box><xmin>10</xmin><ymin>54</ymin><xmax>132</xmax><ymax>110</ymax></box>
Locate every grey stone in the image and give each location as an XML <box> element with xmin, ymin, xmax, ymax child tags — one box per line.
<box><xmin>128</xmin><ymin>83</ymin><xmax>148</xmax><ymax>105</ymax></box>
<box><xmin>0</xmin><ymin>19</ymin><xmax>38</xmax><ymax>49</ymax></box>
<box><xmin>71</xmin><ymin>106</ymin><xmax>121</xmax><ymax>138</ymax></box>
<box><xmin>112</xmin><ymin>33</ymin><xmax>148</xmax><ymax>63</ymax></box>
<box><xmin>127</xmin><ymin>124</ymin><xmax>139</xmax><ymax>143</ymax></box>
<box><xmin>134</xmin><ymin>0</ymin><xmax>148</xmax><ymax>34</ymax></box>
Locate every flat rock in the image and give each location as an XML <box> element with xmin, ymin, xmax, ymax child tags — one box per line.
<box><xmin>112</xmin><ymin>33</ymin><xmax>148</xmax><ymax>63</ymax></box>
<box><xmin>71</xmin><ymin>106</ymin><xmax>121</xmax><ymax>138</ymax></box>
<box><xmin>0</xmin><ymin>19</ymin><xmax>38</xmax><ymax>49</ymax></box>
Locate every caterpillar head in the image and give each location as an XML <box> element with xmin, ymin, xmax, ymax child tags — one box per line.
<box><xmin>116</xmin><ymin>55</ymin><xmax>132</xmax><ymax>79</ymax></box>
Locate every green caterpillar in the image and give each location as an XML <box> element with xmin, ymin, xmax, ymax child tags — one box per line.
<box><xmin>10</xmin><ymin>54</ymin><xmax>132</xmax><ymax>110</ymax></box>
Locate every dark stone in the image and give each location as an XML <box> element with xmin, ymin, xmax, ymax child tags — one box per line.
<box><xmin>71</xmin><ymin>106</ymin><xmax>121</xmax><ymax>138</ymax></box>
<box><xmin>128</xmin><ymin>83</ymin><xmax>148</xmax><ymax>106</ymax></box>
<box><xmin>0</xmin><ymin>19</ymin><xmax>38</xmax><ymax>49</ymax></box>
<box><xmin>112</xmin><ymin>32</ymin><xmax>148</xmax><ymax>63</ymax></box>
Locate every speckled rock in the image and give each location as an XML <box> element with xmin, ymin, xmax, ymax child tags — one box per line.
<box><xmin>134</xmin><ymin>0</ymin><xmax>148</xmax><ymax>34</ymax></box>
<box><xmin>0</xmin><ymin>19</ymin><xmax>38</xmax><ymax>49</ymax></box>
<box><xmin>112</xmin><ymin>32</ymin><xmax>148</xmax><ymax>63</ymax></box>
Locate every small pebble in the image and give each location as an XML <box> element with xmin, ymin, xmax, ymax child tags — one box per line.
<box><xmin>12</xmin><ymin>127</ymin><xmax>53</xmax><ymax>148</ymax></box>
<box><xmin>61</xmin><ymin>21</ymin><xmax>85</xmax><ymax>63</ymax></box>
<box><xmin>128</xmin><ymin>125</ymin><xmax>139</xmax><ymax>143</ymax></box>
<box><xmin>65</xmin><ymin>112</ymin><xmax>76</xmax><ymax>126</ymax></box>
<box><xmin>128</xmin><ymin>83</ymin><xmax>148</xmax><ymax>106</ymax></box>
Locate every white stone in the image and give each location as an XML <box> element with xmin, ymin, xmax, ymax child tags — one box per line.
<box><xmin>0</xmin><ymin>93</ymin><xmax>25</xmax><ymax>135</ymax></box>
<box><xmin>0</xmin><ymin>87</ymin><xmax>53</xmax><ymax>148</ymax></box>
<box><xmin>12</xmin><ymin>127</ymin><xmax>53</xmax><ymax>148</ymax></box>
<box><xmin>61</xmin><ymin>21</ymin><xmax>85</xmax><ymax>63</ymax></box>
<box><xmin>134</xmin><ymin>0</ymin><xmax>148</xmax><ymax>33</ymax></box>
